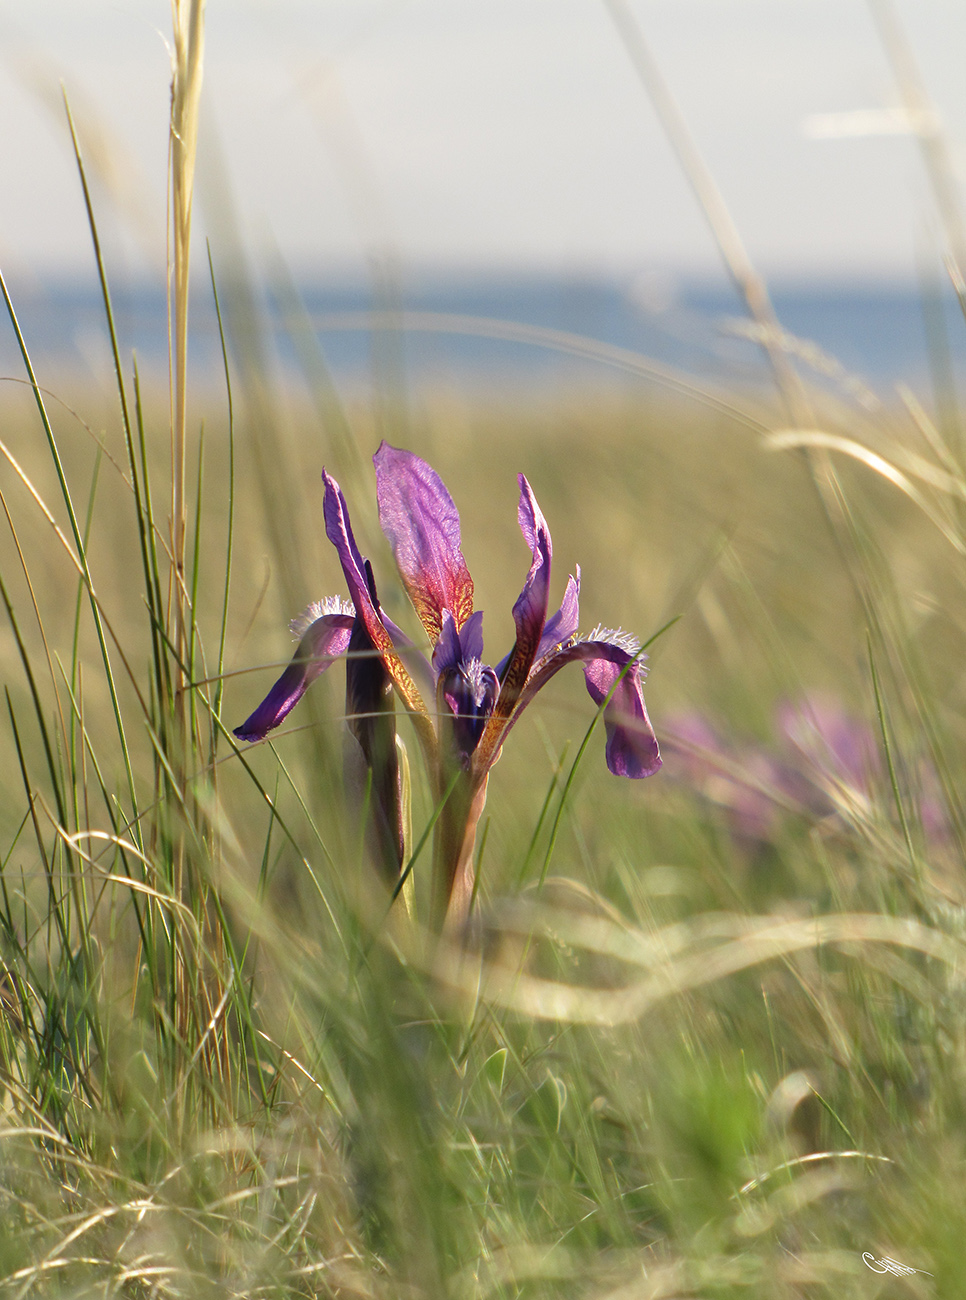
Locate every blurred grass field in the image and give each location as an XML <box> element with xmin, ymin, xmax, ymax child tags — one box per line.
<box><xmin>2</xmin><ymin>356</ymin><xmax>965</xmax><ymax>1296</ymax></box>
<box><xmin>2</xmin><ymin>5</ymin><xmax>966</xmax><ymax>1297</ymax></box>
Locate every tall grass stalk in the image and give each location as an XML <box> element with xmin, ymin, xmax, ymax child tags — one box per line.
<box><xmin>169</xmin><ymin>0</ymin><xmax>205</xmax><ymax>723</ymax></box>
<box><xmin>166</xmin><ymin>0</ymin><xmax>217</xmax><ymax>1099</ymax></box>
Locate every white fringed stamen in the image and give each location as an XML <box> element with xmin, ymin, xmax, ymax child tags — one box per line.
<box><xmin>586</xmin><ymin>624</ymin><xmax>642</xmax><ymax>656</ymax></box>
<box><xmin>289</xmin><ymin>596</ymin><xmax>354</xmax><ymax>639</ymax></box>
<box><xmin>462</xmin><ymin>657</ymin><xmax>488</xmax><ymax>706</ymax></box>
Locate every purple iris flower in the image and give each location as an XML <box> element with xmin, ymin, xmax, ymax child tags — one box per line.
<box><xmin>665</xmin><ymin>693</ymin><xmax>958</xmax><ymax>857</ymax></box>
<box><xmin>234</xmin><ymin>442</ymin><xmax>661</xmax><ymax>929</ymax></box>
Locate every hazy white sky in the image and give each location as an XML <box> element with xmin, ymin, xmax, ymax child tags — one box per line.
<box><xmin>1</xmin><ymin>0</ymin><xmax>964</xmax><ymax>282</ymax></box>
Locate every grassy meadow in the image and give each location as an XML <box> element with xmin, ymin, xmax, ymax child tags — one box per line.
<box><xmin>2</xmin><ymin>8</ymin><xmax>966</xmax><ymax>1299</ymax></box>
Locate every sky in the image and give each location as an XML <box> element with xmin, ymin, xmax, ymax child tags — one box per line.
<box><xmin>1</xmin><ymin>0</ymin><xmax>965</xmax><ymax>285</ymax></box>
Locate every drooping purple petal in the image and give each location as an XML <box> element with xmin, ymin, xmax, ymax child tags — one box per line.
<box><xmin>323</xmin><ymin>468</ymin><xmax>429</xmax><ymax>720</ymax></box>
<box><xmin>374</xmin><ymin>441</ymin><xmax>474</xmax><ymax>640</ymax></box>
<box><xmin>484</xmin><ymin>633</ymin><xmax>661</xmax><ymax>779</ymax></box>
<box><xmin>233</xmin><ymin>610</ymin><xmax>354</xmax><ymax>743</ymax></box>
<box><xmin>580</xmin><ymin>640</ymin><xmax>662</xmax><ymax>779</ymax></box>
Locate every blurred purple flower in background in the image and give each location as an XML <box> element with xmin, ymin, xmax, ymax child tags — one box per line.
<box><xmin>665</xmin><ymin>692</ymin><xmax>951</xmax><ymax>857</ymax></box>
<box><xmin>664</xmin><ymin>694</ymin><xmax>876</xmax><ymax>847</ymax></box>
<box><xmin>666</xmin><ymin>711</ymin><xmax>793</xmax><ymax>846</ymax></box>
<box><xmin>235</xmin><ymin>442</ymin><xmax>661</xmax><ymax>930</ymax></box>
<box><xmin>775</xmin><ymin>695</ymin><xmax>878</xmax><ymax>798</ymax></box>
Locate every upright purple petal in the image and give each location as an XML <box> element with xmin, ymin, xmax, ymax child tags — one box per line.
<box><xmin>458</xmin><ymin>609</ymin><xmax>485</xmax><ymax>662</ymax></box>
<box><xmin>374</xmin><ymin>442</ymin><xmax>474</xmax><ymax>640</ymax></box>
<box><xmin>323</xmin><ymin>471</ymin><xmax>381</xmax><ymax>642</ymax></box>
<box><xmin>482</xmin><ymin>633</ymin><xmax>661</xmax><ymax>779</ymax></box>
<box><xmin>510</xmin><ymin>477</ymin><xmax>552</xmax><ymax>660</ymax></box>
<box><xmin>495</xmin><ymin>568</ymin><xmax>578</xmax><ymax>679</ymax></box>
<box><xmin>233</xmin><ymin>611</ymin><xmax>354</xmax><ymax>743</ymax></box>
<box><xmin>476</xmin><ymin>477</ymin><xmax>552</xmax><ymax>772</ymax></box>
<box><xmin>432</xmin><ymin>609</ymin><xmax>463</xmax><ymax>678</ymax></box>
<box><xmin>323</xmin><ymin>468</ymin><xmax>429</xmax><ymax>720</ymax></box>
<box><xmin>432</xmin><ymin>609</ymin><xmax>486</xmax><ymax>679</ymax></box>
<box><xmin>537</xmin><ymin>567</ymin><xmax>580</xmax><ymax>661</ymax></box>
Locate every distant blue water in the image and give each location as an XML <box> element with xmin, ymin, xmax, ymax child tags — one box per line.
<box><xmin>2</xmin><ymin>273</ymin><xmax>963</xmax><ymax>400</ymax></box>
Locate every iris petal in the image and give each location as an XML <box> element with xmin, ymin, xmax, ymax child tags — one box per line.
<box><xmin>433</xmin><ymin>609</ymin><xmax>486</xmax><ymax>680</ymax></box>
<box><xmin>323</xmin><ymin>468</ymin><xmax>430</xmax><ymax>721</ymax></box>
<box><xmin>492</xmin><ymin>635</ymin><xmax>661</xmax><ymax>779</ymax></box>
<box><xmin>432</xmin><ymin>609</ymin><xmax>462</xmax><ymax>677</ymax></box>
<box><xmin>374</xmin><ymin>441</ymin><xmax>474</xmax><ymax>640</ymax></box>
<box><xmin>322</xmin><ymin>470</ymin><xmax>386</xmax><ymax>650</ymax></box>
<box><xmin>475</xmin><ymin>475</ymin><xmax>552</xmax><ymax>767</ymax></box>
<box><xmin>233</xmin><ymin>611</ymin><xmax>354</xmax><ymax>743</ymax></box>
<box><xmin>439</xmin><ymin>658</ymin><xmax>500</xmax><ymax>767</ymax></box>
<box><xmin>496</xmin><ymin>567</ymin><xmax>579</xmax><ymax>678</ymax></box>
<box><xmin>508</xmin><ymin>475</ymin><xmax>552</xmax><ymax>676</ymax></box>
<box><xmin>459</xmin><ymin>609</ymin><xmax>485</xmax><ymax>662</ymax></box>
<box><xmin>580</xmin><ymin>648</ymin><xmax>662</xmax><ymax>779</ymax></box>
<box><xmin>537</xmin><ymin>567</ymin><xmax>580</xmax><ymax>661</ymax></box>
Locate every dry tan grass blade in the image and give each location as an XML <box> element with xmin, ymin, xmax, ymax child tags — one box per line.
<box><xmin>169</xmin><ymin>0</ymin><xmax>206</xmax><ymax>714</ymax></box>
<box><xmin>432</xmin><ymin>911</ymin><xmax>966</xmax><ymax>1024</ymax></box>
